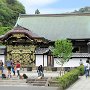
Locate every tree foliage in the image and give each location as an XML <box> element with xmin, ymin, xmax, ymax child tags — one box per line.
<box><xmin>0</xmin><ymin>27</ymin><xmax>12</xmax><ymax>35</ymax></box>
<box><xmin>53</xmin><ymin>39</ymin><xmax>73</xmax><ymax>66</ymax></box>
<box><xmin>0</xmin><ymin>0</ymin><xmax>25</xmax><ymax>27</ymax></box>
<box><xmin>73</xmin><ymin>6</ymin><xmax>90</xmax><ymax>13</ymax></box>
<box><xmin>35</xmin><ymin>9</ymin><xmax>40</xmax><ymax>14</ymax></box>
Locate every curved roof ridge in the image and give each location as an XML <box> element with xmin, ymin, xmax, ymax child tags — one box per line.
<box><xmin>0</xmin><ymin>26</ymin><xmax>44</xmax><ymax>40</ymax></box>
<box><xmin>19</xmin><ymin>13</ymin><xmax>90</xmax><ymax>18</ymax></box>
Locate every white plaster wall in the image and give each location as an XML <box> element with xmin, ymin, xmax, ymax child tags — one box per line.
<box><xmin>54</xmin><ymin>58</ymin><xmax>87</xmax><ymax>67</ymax></box>
<box><xmin>44</xmin><ymin>55</ymin><xmax>47</xmax><ymax>66</ymax></box>
<box><xmin>0</xmin><ymin>55</ymin><xmax>5</xmax><ymax>64</ymax></box>
<box><xmin>36</xmin><ymin>55</ymin><xmax>43</xmax><ymax>66</ymax></box>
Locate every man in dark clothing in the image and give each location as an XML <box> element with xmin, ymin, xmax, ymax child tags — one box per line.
<box><xmin>37</xmin><ymin>65</ymin><xmax>43</xmax><ymax>77</ymax></box>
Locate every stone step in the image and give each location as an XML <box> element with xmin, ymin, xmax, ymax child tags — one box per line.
<box><xmin>0</xmin><ymin>80</ymin><xmax>28</xmax><ymax>86</ymax></box>
<box><xmin>35</xmin><ymin>79</ymin><xmax>47</xmax><ymax>81</ymax></box>
<box><xmin>28</xmin><ymin>80</ymin><xmax>46</xmax><ymax>83</ymax></box>
<box><xmin>27</xmin><ymin>78</ymin><xmax>48</xmax><ymax>86</ymax></box>
<box><xmin>32</xmin><ymin>83</ymin><xmax>46</xmax><ymax>86</ymax></box>
<box><xmin>26</xmin><ymin>78</ymin><xmax>48</xmax><ymax>83</ymax></box>
<box><xmin>0</xmin><ymin>82</ymin><xmax>27</xmax><ymax>85</ymax></box>
<box><xmin>26</xmin><ymin>77</ymin><xmax>49</xmax><ymax>86</ymax></box>
<box><xmin>0</xmin><ymin>80</ymin><xmax>26</xmax><ymax>82</ymax></box>
<box><xmin>0</xmin><ymin>79</ymin><xmax>27</xmax><ymax>86</ymax></box>
<box><xmin>0</xmin><ymin>85</ymin><xmax>29</xmax><ymax>87</ymax></box>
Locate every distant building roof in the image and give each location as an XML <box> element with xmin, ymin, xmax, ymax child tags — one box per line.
<box><xmin>15</xmin><ymin>13</ymin><xmax>90</xmax><ymax>41</ymax></box>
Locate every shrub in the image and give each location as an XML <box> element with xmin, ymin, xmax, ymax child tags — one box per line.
<box><xmin>56</xmin><ymin>66</ymin><xmax>84</xmax><ymax>90</ymax></box>
<box><xmin>77</xmin><ymin>65</ymin><xmax>84</xmax><ymax>76</ymax></box>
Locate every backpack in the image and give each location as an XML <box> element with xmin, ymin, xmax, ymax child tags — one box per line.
<box><xmin>23</xmin><ymin>74</ymin><xmax>28</xmax><ymax>79</ymax></box>
<box><xmin>2</xmin><ymin>74</ymin><xmax>6</xmax><ymax>78</ymax></box>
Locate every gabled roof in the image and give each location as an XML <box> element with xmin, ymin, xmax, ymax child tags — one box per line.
<box><xmin>0</xmin><ymin>26</ymin><xmax>44</xmax><ymax>40</ymax></box>
<box><xmin>35</xmin><ymin>48</ymin><xmax>50</xmax><ymax>54</ymax></box>
<box><xmin>15</xmin><ymin>13</ymin><xmax>90</xmax><ymax>41</ymax></box>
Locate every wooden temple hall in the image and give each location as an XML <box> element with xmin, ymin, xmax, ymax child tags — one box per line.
<box><xmin>0</xmin><ymin>13</ymin><xmax>90</xmax><ymax>70</ymax></box>
<box><xmin>0</xmin><ymin>26</ymin><xmax>49</xmax><ymax>68</ymax></box>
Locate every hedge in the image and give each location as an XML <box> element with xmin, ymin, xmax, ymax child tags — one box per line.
<box><xmin>57</xmin><ymin>65</ymin><xmax>84</xmax><ymax>90</ymax></box>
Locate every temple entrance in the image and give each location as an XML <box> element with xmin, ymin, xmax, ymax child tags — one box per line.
<box><xmin>7</xmin><ymin>45</ymin><xmax>36</xmax><ymax>67</ymax></box>
<box><xmin>0</xmin><ymin>26</ymin><xmax>49</xmax><ymax>69</ymax></box>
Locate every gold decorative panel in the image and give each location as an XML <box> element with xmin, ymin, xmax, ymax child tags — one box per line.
<box><xmin>6</xmin><ymin>45</ymin><xmax>36</xmax><ymax>67</ymax></box>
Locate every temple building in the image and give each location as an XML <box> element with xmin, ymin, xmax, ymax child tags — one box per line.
<box><xmin>0</xmin><ymin>13</ymin><xmax>90</xmax><ymax>70</ymax></box>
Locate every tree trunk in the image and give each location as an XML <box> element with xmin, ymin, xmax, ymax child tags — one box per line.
<box><xmin>60</xmin><ymin>64</ymin><xmax>64</xmax><ymax>76</ymax></box>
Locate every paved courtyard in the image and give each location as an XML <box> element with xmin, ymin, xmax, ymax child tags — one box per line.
<box><xmin>0</xmin><ymin>86</ymin><xmax>58</xmax><ymax>90</ymax></box>
<box><xmin>20</xmin><ymin>70</ymin><xmax>60</xmax><ymax>78</ymax></box>
<box><xmin>2</xmin><ymin>69</ymin><xmax>90</xmax><ymax>90</ymax></box>
<box><xmin>3</xmin><ymin>69</ymin><xmax>60</xmax><ymax>79</ymax></box>
<box><xmin>66</xmin><ymin>75</ymin><xmax>90</xmax><ymax>90</ymax></box>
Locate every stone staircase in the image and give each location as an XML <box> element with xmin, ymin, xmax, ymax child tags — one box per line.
<box><xmin>0</xmin><ymin>76</ymin><xmax>28</xmax><ymax>86</ymax></box>
<box><xmin>0</xmin><ymin>79</ymin><xmax>28</xmax><ymax>86</ymax></box>
<box><xmin>26</xmin><ymin>77</ymin><xmax>49</xmax><ymax>86</ymax></box>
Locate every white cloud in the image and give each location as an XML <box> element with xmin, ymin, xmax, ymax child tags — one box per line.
<box><xmin>18</xmin><ymin>0</ymin><xmax>79</xmax><ymax>14</ymax></box>
<box><xmin>18</xmin><ymin>0</ymin><xmax>58</xmax><ymax>14</ymax></box>
<box><xmin>18</xmin><ymin>0</ymin><xmax>57</xmax><ymax>7</ymax></box>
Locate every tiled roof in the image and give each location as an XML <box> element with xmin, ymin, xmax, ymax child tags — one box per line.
<box><xmin>15</xmin><ymin>13</ymin><xmax>90</xmax><ymax>41</ymax></box>
<box><xmin>0</xmin><ymin>26</ymin><xmax>43</xmax><ymax>40</ymax></box>
<box><xmin>35</xmin><ymin>48</ymin><xmax>49</xmax><ymax>54</ymax></box>
<box><xmin>72</xmin><ymin>53</ymin><xmax>90</xmax><ymax>57</ymax></box>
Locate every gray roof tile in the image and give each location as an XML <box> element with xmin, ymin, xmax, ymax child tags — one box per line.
<box><xmin>16</xmin><ymin>13</ymin><xmax>90</xmax><ymax>41</ymax></box>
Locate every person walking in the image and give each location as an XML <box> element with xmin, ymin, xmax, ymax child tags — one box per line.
<box><xmin>16</xmin><ymin>61</ymin><xmax>20</xmax><ymax>78</ymax></box>
<box><xmin>84</xmin><ymin>60</ymin><xmax>90</xmax><ymax>78</ymax></box>
<box><xmin>6</xmin><ymin>60</ymin><xmax>12</xmax><ymax>78</ymax></box>
<box><xmin>11</xmin><ymin>61</ymin><xmax>15</xmax><ymax>76</ymax></box>
<box><xmin>0</xmin><ymin>60</ymin><xmax>3</xmax><ymax>79</ymax></box>
<box><xmin>79</xmin><ymin>59</ymin><xmax>83</xmax><ymax>66</ymax></box>
<box><xmin>37</xmin><ymin>65</ymin><xmax>44</xmax><ymax>77</ymax></box>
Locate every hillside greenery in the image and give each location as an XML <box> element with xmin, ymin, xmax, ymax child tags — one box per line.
<box><xmin>0</xmin><ymin>27</ymin><xmax>12</xmax><ymax>35</ymax></box>
<box><xmin>0</xmin><ymin>0</ymin><xmax>25</xmax><ymax>27</ymax></box>
<box><xmin>0</xmin><ymin>0</ymin><xmax>25</xmax><ymax>35</ymax></box>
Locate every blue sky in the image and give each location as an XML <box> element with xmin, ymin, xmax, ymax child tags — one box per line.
<box><xmin>18</xmin><ymin>0</ymin><xmax>90</xmax><ymax>14</ymax></box>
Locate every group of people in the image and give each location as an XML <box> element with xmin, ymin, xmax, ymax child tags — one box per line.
<box><xmin>0</xmin><ymin>60</ymin><xmax>21</xmax><ymax>79</ymax></box>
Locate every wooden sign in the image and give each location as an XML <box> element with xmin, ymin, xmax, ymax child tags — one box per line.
<box><xmin>13</xmin><ymin>34</ymin><xmax>25</xmax><ymax>38</ymax></box>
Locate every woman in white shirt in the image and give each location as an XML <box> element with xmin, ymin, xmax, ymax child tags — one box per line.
<box><xmin>84</xmin><ymin>60</ymin><xmax>90</xmax><ymax>78</ymax></box>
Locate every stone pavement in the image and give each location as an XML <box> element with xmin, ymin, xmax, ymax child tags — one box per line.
<box><xmin>66</xmin><ymin>75</ymin><xmax>90</xmax><ymax>90</ymax></box>
<box><xmin>0</xmin><ymin>86</ymin><xmax>58</xmax><ymax>90</ymax></box>
<box><xmin>3</xmin><ymin>69</ymin><xmax>60</xmax><ymax>79</ymax></box>
<box><xmin>20</xmin><ymin>70</ymin><xmax>60</xmax><ymax>78</ymax></box>
<box><xmin>0</xmin><ymin>69</ymin><xmax>59</xmax><ymax>87</ymax></box>
<box><xmin>2</xmin><ymin>69</ymin><xmax>90</xmax><ymax>90</ymax></box>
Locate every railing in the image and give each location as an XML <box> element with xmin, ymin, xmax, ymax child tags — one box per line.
<box><xmin>72</xmin><ymin>53</ymin><xmax>90</xmax><ymax>57</ymax></box>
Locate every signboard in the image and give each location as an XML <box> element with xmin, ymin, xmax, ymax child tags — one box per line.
<box><xmin>13</xmin><ymin>34</ymin><xmax>25</xmax><ymax>38</ymax></box>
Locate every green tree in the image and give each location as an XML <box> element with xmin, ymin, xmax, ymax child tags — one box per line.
<box><xmin>35</xmin><ymin>9</ymin><xmax>40</xmax><ymax>14</ymax></box>
<box><xmin>52</xmin><ymin>39</ymin><xmax>73</xmax><ymax>75</ymax></box>
<box><xmin>73</xmin><ymin>6</ymin><xmax>90</xmax><ymax>13</ymax></box>
<box><xmin>0</xmin><ymin>27</ymin><xmax>12</xmax><ymax>35</ymax></box>
<box><xmin>6</xmin><ymin>0</ymin><xmax>16</xmax><ymax>4</ymax></box>
<box><xmin>0</xmin><ymin>0</ymin><xmax>25</xmax><ymax>27</ymax></box>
